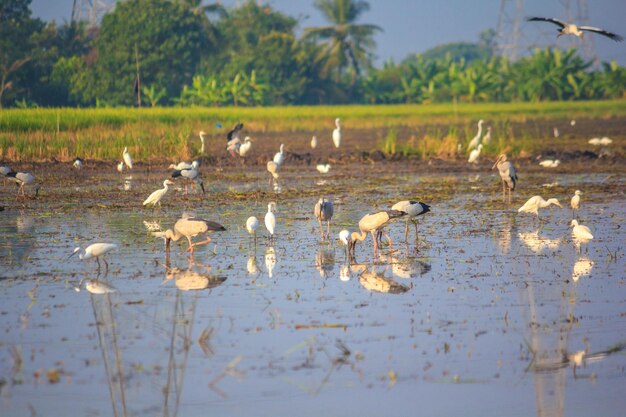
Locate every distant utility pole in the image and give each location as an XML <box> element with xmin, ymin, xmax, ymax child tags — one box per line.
<box><xmin>494</xmin><ymin>0</ymin><xmax>598</xmax><ymax>65</ymax></box>
<box><xmin>71</xmin><ymin>0</ymin><xmax>113</xmax><ymax>28</ymax></box>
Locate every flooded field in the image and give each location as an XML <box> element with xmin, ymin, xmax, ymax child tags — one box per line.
<box><xmin>1</xmin><ymin>160</ymin><xmax>625</xmax><ymax>417</ymax></box>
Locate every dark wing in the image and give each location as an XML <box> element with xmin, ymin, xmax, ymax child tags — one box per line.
<box><xmin>526</xmin><ymin>17</ymin><xmax>567</xmax><ymax>28</ymax></box>
<box><xmin>226</xmin><ymin>122</ymin><xmax>244</xmax><ymax>141</ymax></box>
<box><xmin>189</xmin><ymin>218</ymin><xmax>226</xmax><ymax>232</ymax></box>
<box><xmin>579</xmin><ymin>26</ymin><xmax>624</xmax><ymax>41</ymax></box>
<box><xmin>171</xmin><ymin>169</ymin><xmax>182</xmax><ymax>178</ymax></box>
<box><xmin>386</xmin><ymin>209</ymin><xmax>408</xmax><ymax>220</ymax></box>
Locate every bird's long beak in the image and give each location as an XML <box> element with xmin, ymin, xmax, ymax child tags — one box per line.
<box><xmin>67</xmin><ymin>251</ymin><xmax>77</xmax><ymax>260</ymax></box>
<box><xmin>165</xmin><ymin>237</ymin><xmax>171</xmax><ymax>251</ymax></box>
<box><xmin>492</xmin><ymin>155</ymin><xmax>502</xmax><ymax>170</ymax></box>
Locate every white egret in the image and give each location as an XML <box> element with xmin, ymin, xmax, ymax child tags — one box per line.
<box><xmin>467</xmin><ymin>119</ymin><xmax>484</xmax><ymax>150</ymax></box>
<box><xmin>588</xmin><ymin>138</ymin><xmax>601</xmax><ymax>145</ymax></box>
<box><xmin>69</xmin><ymin>243</ymin><xmax>118</xmax><ymax>272</ymax></box>
<box><xmin>526</xmin><ymin>17</ymin><xmax>623</xmax><ymax>41</ymax></box>
<box><xmin>273</xmin><ymin>144</ymin><xmax>285</xmax><ymax>165</ymax></box>
<box><xmin>164</xmin><ymin>217</ymin><xmax>226</xmax><ymax>255</ymax></box>
<box><xmin>238</xmin><ymin>137</ymin><xmax>253</xmax><ymax>157</ymax></box>
<box><xmin>117</xmin><ymin>161</ymin><xmax>125</xmax><ymax>173</ymax></box>
<box><xmin>571</xmin><ymin>190</ymin><xmax>582</xmax><ymax>216</ymax></box>
<box><xmin>73</xmin><ymin>157</ymin><xmax>84</xmax><ymax>170</ymax></box>
<box><xmin>332</xmin><ymin>118</ymin><xmax>342</xmax><ymax>148</ymax></box>
<box><xmin>492</xmin><ymin>154</ymin><xmax>518</xmax><ymax>204</ymax></box>
<box><xmin>468</xmin><ymin>144</ymin><xmax>483</xmax><ymax>164</ymax></box>
<box><xmin>199</xmin><ymin>130</ymin><xmax>207</xmax><ymax>154</ymax></box>
<box><xmin>314</xmin><ymin>197</ymin><xmax>334</xmax><ymax>240</ymax></box>
<box><xmin>518</xmin><ymin>196</ymin><xmax>562</xmax><ymax>220</ymax></box>
<box><xmin>265</xmin><ymin>202</ymin><xmax>277</xmax><ymax>241</ymax></box>
<box><xmin>339</xmin><ymin>230</ymin><xmax>351</xmax><ymax>258</ymax></box>
<box><xmin>246</xmin><ymin>216</ymin><xmax>259</xmax><ymax>242</ymax></box>
<box><xmin>539</xmin><ymin>159</ymin><xmax>560</xmax><ymax>168</ymax></box>
<box><xmin>143</xmin><ymin>179</ymin><xmax>175</xmax><ymax>208</ymax></box>
<box><xmin>311</xmin><ymin>135</ymin><xmax>318</xmax><ymax>149</ymax></box>
<box><xmin>599</xmin><ymin>137</ymin><xmax>613</xmax><ymax>145</ymax></box>
<box><xmin>390</xmin><ymin>200</ymin><xmax>431</xmax><ymax>241</ymax></box>
<box><xmin>570</xmin><ymin>220</ymin><xmax>593</xmax><ymax>240</ymax></box>
<box><xmin>266</xmin><ymin>161</ymin><xmax>280</xmax><ymax>183</ymax></box>
<box><xmin>553</xmin><ymin>127</ymin><xmax>560</xmax><ymax>138</ymax></box>
<box><xmin>123</xmin><ymin>147</ymin><xmax>133</xmax><ymax>169</ymax></box>
<box><xmin>316</xmin><ymin>163</ymin><xmax>331</xmax><ymax>174</ymax></box>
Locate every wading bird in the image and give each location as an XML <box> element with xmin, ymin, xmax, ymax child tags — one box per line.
<box><xmin>570</xmin><ymin>219</ymin><xmax>593</xmax><ymax>240</ymax></box>
<box><xmin>492</xmin><ymin>154</ymin><xmax>518</xmax><ymax>204</ymax></box>
<box><xmin>171</xmin><ymin>163</ymin><xmax>205</xmax><ymax>194</ymax></box>
<box><xmin>246</xmin><ymin>216</ymin><xmax>259</xmax><ymax>241</ymax></box>
<box><xmin>123</xmin><ymin>147</ymin><xmax>133</xmax><ymax>169</ymax></box>
<box><xmin>69</xmin><ymin>243</ymin><xmax>118</xmax><ymax>272</ymax></box>
<box><xmin>332</xmin><ymin>118</ymin><xmax>342</xmax><ymax>148</ymax></box>
<box><xmin>143</xmin><ymin>179</ymin><xmax>175</xmax><ymax>208</ymax></box>
<box><xmin>168</xmin><ymin>161</ymin><xmax>193</xmax><ymax>170</ymax></box>
<box><xmin>482</xmin><ymin>126</ymin><xmax>492</xmax><ymax>145</ymax></box>
<box><xmin>199</xmin><ymin>130</ymin><xmax>207</xmax><ymax>154</ymax></box>
<box><xmin>518</xmin><ymin>196</ymin><xmax>562</xmax><ymax>220</ymax></box>
<box><xmin>266</xmin><ymin>161</ymin><xmax>280</xmax><ymax>184</ymax></box>
<box><xmin>0</xmin><ymin>165</ymin><xmax>11</xmax><ymax>185</ymax></box>
<box><xmin>527</xmin><ymin>17</ymin><xmax>623</xmax><ymax>41</ymax></box>
<box><xmin>238</xmin><ymin>137</ymin><xmax>253</xmax><ymax>158</ymax></box>
<box><xmin>117</xmin><ymin>161</ymin><xmax>125</xmax><ymax>173</ymax></box>
<box><xmin>273</xmin><ymin>144</ymin><xmax>285</xmax><ymax>166</ymax></box>
<box><xmin>311</xmin><ymin>135</ymin><xmax>318</xmax><ymax>149</ymax></box>
<box><xmin>226</xmin><ymin>122</ymin><xmax>244</xmax><ymax>156</ymax></box>
<box><xmin>467</xmin><ymin>119</ymin><xmax>484</xmax><ymax>150</ymax></box>
<box><xmin>316</xmin><ymin>163</ymin><xmax>331</xmax><ymax>174</ymax></box>
<box><xmin>314</xmin><ymin>197</ymin><xmax>334</xmax><ymax>240</ymax></box>
<box><xmin>73</xmin><ymin>157</ymin><xmax>84</xmax><ymax>170</ymax></box>
<box><xmin>350</xmin><ymin>210</ymin><xmax>406</xmax><ymax>255</ymax></box>
<box><xmin>265</xmin><ymin>202</ymin><xmax>277</xmax><ymax>242</ymax></box>
<box><xmin>539</xmin><ymin>159</ymin><xmax>561</xmax><ymax>168</ymax></box>
<box><xmin>468</xmin><ymin>144</ymin><xmax>483</xmax><ymax>164</ymax></box>
<box><xmin>339</xmin><ymin>230</ymin><xmax>351</xmax><ymax>258</ymax></box>
<box><xmin>390</xmin><ymin>200</ymin><xmax>431</xmax><ymax>241</ymax></box>
<box><xmin>6</xmin><ymin>171</ymin><xmax>37</xmax><ymax>198</ymax></box>
<box><xmin>571</xmin><ymin>190</ymin><xmax>582</xmax><ymax>216</ymax></box>
<box><xmin>164</xmin><ymin>217</ymin><xmax>226</xmax><ymax>255</ymax></box>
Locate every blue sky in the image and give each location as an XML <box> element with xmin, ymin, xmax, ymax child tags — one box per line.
<box><xmin>31</xmin><ymin>0</ymin><xmax>626</xmax><ymax>65</ymax></box>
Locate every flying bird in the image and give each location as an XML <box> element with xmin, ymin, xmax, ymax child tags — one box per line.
<box><xmin>526</xmin><ymin>17</ymin><xmax>623</xmax><ymax>42</ymax></box>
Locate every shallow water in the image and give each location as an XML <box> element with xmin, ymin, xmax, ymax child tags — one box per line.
<box><xmin>1</xmin><ymin>167</ymin><xmax>625</xmax><ymax>417</ymax></box>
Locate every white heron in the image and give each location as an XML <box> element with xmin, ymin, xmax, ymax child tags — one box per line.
<box><xmin>69</xmin><ymin>243</ymin><xmax>118</xmax><ymax>272</ymax></box>
<box><xmin>553</xmin><ymin>127</ymin><xmax>560</xmax><ymax>138</ymax></box>
<box><xmin>482</xmin><ymin>126</ymin><xmax>492</xmax><ymax>145</ymax></box>
<box><xmin>527</xmin><ymin>17</ymin><xmax>623</xmax><ymax>42</ymax></box>
<box><xmin>571</xmin><ymin>190</ymin><xmax>582</xmax><ymax>216</ymax></box>
<box><xmin>390</xmin><ymin>200</ymin><xmax>431</xmax><ymax>241</ymax></box>
<box><xmin>588</xmin><ymin>138</ymin><xmax>601</xmax><ymax>145</ymax></box>
<box><xmin>350</xmin><ymin>210</ymin><xmax>407</xmax><ymax>255</ymax></box>
<box><xmin>123</xmin><ymin>147</ymin><xmax>133</xmax><ymax>169</ymax></box>
<box><xmin>199</xmin><ymin>130</ymin><xmax>207</xmax><ymax>154</ymax></box>
<box><xmin>332</xmin><ymin>118</ymin><xmax>342</xmax><ymax>148</ymax></box>
<box><xmin>339</xmin><ymin>230</ymin><xmax>351</xmax><ymax>258</ymax></box>
<box><xmin>467</xmin><ymin>119</ymin><xmax>484</xmax><ymax>151</ymax></box>
<box><xmin>73</xmin><ymin>157</ymin><xmax>84</xmax><ymax>170</ymax></box>
<box><xmin>599</xmin><ymin>137</ymin><xmax>613</xmax><ymax>145</ymax></box>
<box><xmin>311</xmin><ymin>135</ymin><xmax>318</xmax><ymax>149</ymax></box>
<box><xmin>570</xmin><ymin>220</ymin><xmax>593</xmax><ymax>240</ymax></box>
<box><xmin>492</xmin><ymin>154</ymin><xmax>518</xmax><ymax>204</ymax></box>
<box><xmin>314</xmin><ymin>197</ymin><xmax>334</xmax><ymax>240</ymax></box>
<box><xmin>164</xmin><ymin>217</ymin><xmax>226</xmax><ymax>255</ymax></box>
<box><xmin>6</xmin><ymin>171</ymin><xmax>37</xmax><ymax>198</ymax></box>
<box><xmin>246</xmin><ymin>216</ymin><xmax>259</xmax><ymax>241</ymax></box>
<box><xmin>238</xmin><ymin>137</ymin><xmax>253</xmax><ymax>157</ymax></box>
<box><xmin>468</xmin><ymin>144</ymin><xmax>483</xmax><ymax>164</ymax></box>
<box><xmin>518</xmin><ymin>196</ymin><xmax>562</xmax><ymax>220</ymax></box>
<box><xmin>539</xmin><ymin>159</ymin><xmax>561</xmax><ymax>168</ymax></box>
<box><xmin>117</xmin><ymin>161</ymin><xmax>125</xmax><ymax>173</ymax></box>
<box><xmin>273</xmin><ymin>144</ymin><xmax>285</xmax><ymax>165</ymax></box>
<box><xmin>265</xmin><ymin>202</ymin><xmax>277</xmax><ymax>241</ymax></box>
<box><xmin>267</xmin><ymin>160</ymin><xmax>280</xmax><ymax>184</ymax></box>
<box><xmin>316</xmin><ymin>163</ymin><xmax>331</xmax><ymax>174</ymax></box>
<box><xmin>143</xmin><ymin>179</ymin><xmax>175</xmax><ymax>208</ymax></box>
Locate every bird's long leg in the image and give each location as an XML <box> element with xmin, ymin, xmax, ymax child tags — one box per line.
<box><xmin>326</xmin><ymin>220</ymin><xmax>331</xmax><ymax>240</ymax></box>
<box><xmin>413</xmin><ymin>220</ymin><xmax>419</xmax><ymax>241</ymax></box>
<box><xmin>371</xmin><ymin>231</ymin><xmax>378</xmax><ymax>255</ymax></box>
<box><xmin>508</xmin><ymin>186</ymin><xmax>512</xmax><ymax>205</ymax></box>
<box><xmin>502</xmin><ymin>180</ymin><xmax>506</xmax><ymax>203</ymax></box>
<box><xmin>192</xmin><ymin>238</ymin><xmax>213</xmax><ymax>250</ymax></box>
<box><xmin>96</xmin><ymin>258</ymin><xmax>101</xmax><ymax>273</ymax></box>
<box><xmin>318</xmin><ymin>219</ymin><xmax>324</xmax><ymax>239</ymax></box>
<box><xmin>382</xmin><ymin>231</ymin><xmax>393</xmax><ymax>252</ymax></box>
<box><xmin>404</xmin><ymin>221</ymin><xmax>409</xmax><ymax>242</ymax></box>
<box><xmin>103</xmin><ymin>258</ymin><xmax>109</xmax><ymax>272</ymax></box>
<box><xmin>186</xmin><ymin>236</ymin><xmax>194</xmax><ymax>254</ymax></box>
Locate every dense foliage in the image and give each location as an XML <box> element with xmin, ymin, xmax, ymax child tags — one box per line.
<box><xmin>1</xmin><ymin>0</ymin><xmax>625</xmax><ymax>108</ymax></box>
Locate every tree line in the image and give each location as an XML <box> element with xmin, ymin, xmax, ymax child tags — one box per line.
<box><xmin>1</xmin><ymin>0</ymin><xmax>624</xmax><ymax>109</ymax></box>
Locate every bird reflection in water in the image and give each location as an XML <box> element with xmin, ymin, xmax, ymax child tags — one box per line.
<box><xmin>123</xmin><ymin>176</ymin><xmax>133</xmax><ymax>191</ymax></box>
<box><xmin>518</xmin><ymin>230</ymin><xmax>561</xmax><ymax>254</ymax></box>
<box><xmin>265</xmin><ymin>246</ymin><xmax>277</xmax><ymax>278</ymax></box>
<box><xmin>377</xmin><ymin>253</ymin><xmax>431</xmax><ymax>280</ymax></box>
<box><xmin>358</xmin><ymin>267</ymin><xmax>409</xmax><ymax>294</ymax></box>
<box><xmin>247</xmin><ymin>255</ymin><xmax>260</xmax><ymax>276</ymax></box>
<box><xmin>164</xmin><ymin>256</ymin><xmax>226</xmax><ymax>291</ymax></box>
<box><xmin>315</xmin><ymin>244</ymin><xmax>335</xmax><ymax>278</ymax></box>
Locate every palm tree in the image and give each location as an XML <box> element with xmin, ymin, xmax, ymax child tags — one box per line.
<box><xmin>303</xmin><ymin>0</ymin><xmax>382</xmax><ymax>86</ymax></box>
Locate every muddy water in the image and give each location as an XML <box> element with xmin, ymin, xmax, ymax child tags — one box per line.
<box><xmin>1</xmin><ymin>165</ymin><xmax>625</xmax><ymax>417</ymax></box>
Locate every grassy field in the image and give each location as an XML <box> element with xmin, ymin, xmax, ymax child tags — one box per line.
<box><xmin>1</xmin><ymin>100</ymin><xmax>625</xmax><ymax>161</ymax></box>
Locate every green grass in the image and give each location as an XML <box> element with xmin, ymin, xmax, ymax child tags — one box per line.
<box><xmin>1</xmin><ymin>100</ymin><xmax>624</xmax><ymax>161</ymax></box>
